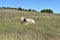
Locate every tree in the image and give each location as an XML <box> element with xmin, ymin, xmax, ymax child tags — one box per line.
<box><xmin>32</xmin><ymin>9</ymin><xmax>37</xmax><ymax>12</ymax></box>
<box><xmin>2</xmin><ymin>7</ymin><xmax>6</xmax><ymax>9</ymax></box>
<box><xmin>24</xmin><ymin>9</ymin><xmax>27</xmax><ymax>11</ymax></box>
<box><xmin>0</xmin><ymin>7</ymin><xmax>1</xmax><ymax>8</ymax></box>
<box><xmin>18</xmin><ymin>7</ymin><xmax>25</xmax><ymax>11</ymax></box>
<box><xmin>40</xmin><ymin>9</ymin><xmax>53</xmax><ymax>13</ymax></box>
<box><xmin>28</xmin><ymin>9</ymin><xmax>31</xmax><ymax>11</ymax></box>
<box><xmin>18</xmin><ymin>7</ymin><xmax>23</xmax><ymax>10</ymax></box>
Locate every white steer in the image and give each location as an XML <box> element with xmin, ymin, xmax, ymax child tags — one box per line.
<box><xmin>20</xmin><ymin>17</ymin><xmax>35</xmax><ymax>24</ymax></box>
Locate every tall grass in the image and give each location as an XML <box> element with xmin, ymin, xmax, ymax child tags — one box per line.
<box><xmin>0</xmin><ymin>9</ymin><xmax>60</xmax><ymax>40</ymax></box>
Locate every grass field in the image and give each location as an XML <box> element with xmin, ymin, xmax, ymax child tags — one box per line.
<box><xmin>0</xmin><ymin>9</ymin><xmax>60</xmax><ymax>40</ymax></box>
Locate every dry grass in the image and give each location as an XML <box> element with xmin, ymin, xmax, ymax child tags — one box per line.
<box><xmin>0</xmin><ymin>9</ymin><xmax>60</xmax><ymax>40</ymax></box>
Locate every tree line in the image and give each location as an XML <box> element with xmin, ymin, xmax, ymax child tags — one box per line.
<box><xmin>0</xmin><ymin>7</ymin><xmax>37</xmax><ymax>12</ymax></box>
<box><xmin>0</xmin><ymin>7</ymin><xmax>53</xmax><ymax>13</ymax></box>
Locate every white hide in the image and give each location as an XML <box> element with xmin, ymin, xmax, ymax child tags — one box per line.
<box><xmin>20</xmin><ymin>17</ymin><xmax>25</xmax><ymax>21</ymax></box>
<box><xmin>26</xmin><ymin>19</ymin><xmax>35</xmax><ymax>24</ymax></box>
<box><xmin>20</xmin><ymin>17</ymin><xmax>25</xmax><ymax>24</ymax></box>
<box><xmin>20</xmin><ymin>17</ymin><xmax>35</xmax><ymax>24</ymax></box>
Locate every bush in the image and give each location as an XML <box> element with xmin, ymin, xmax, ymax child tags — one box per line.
<box><xmin>40</xmin><ymin>9</ymin><xmax>53</xmax><ymax>13</ymax></box>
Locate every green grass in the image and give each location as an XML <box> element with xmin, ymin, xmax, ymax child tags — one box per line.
<box><xmin>0</xmin><ymin>9</ymin><xmax>60</xmax><ymax>40</ymax></box>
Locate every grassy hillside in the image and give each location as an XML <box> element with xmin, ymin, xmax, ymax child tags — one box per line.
<box><xmin>0</xmin><ymin>9</ymin><xmax>60</xmax><ymax>40</ymax></box>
